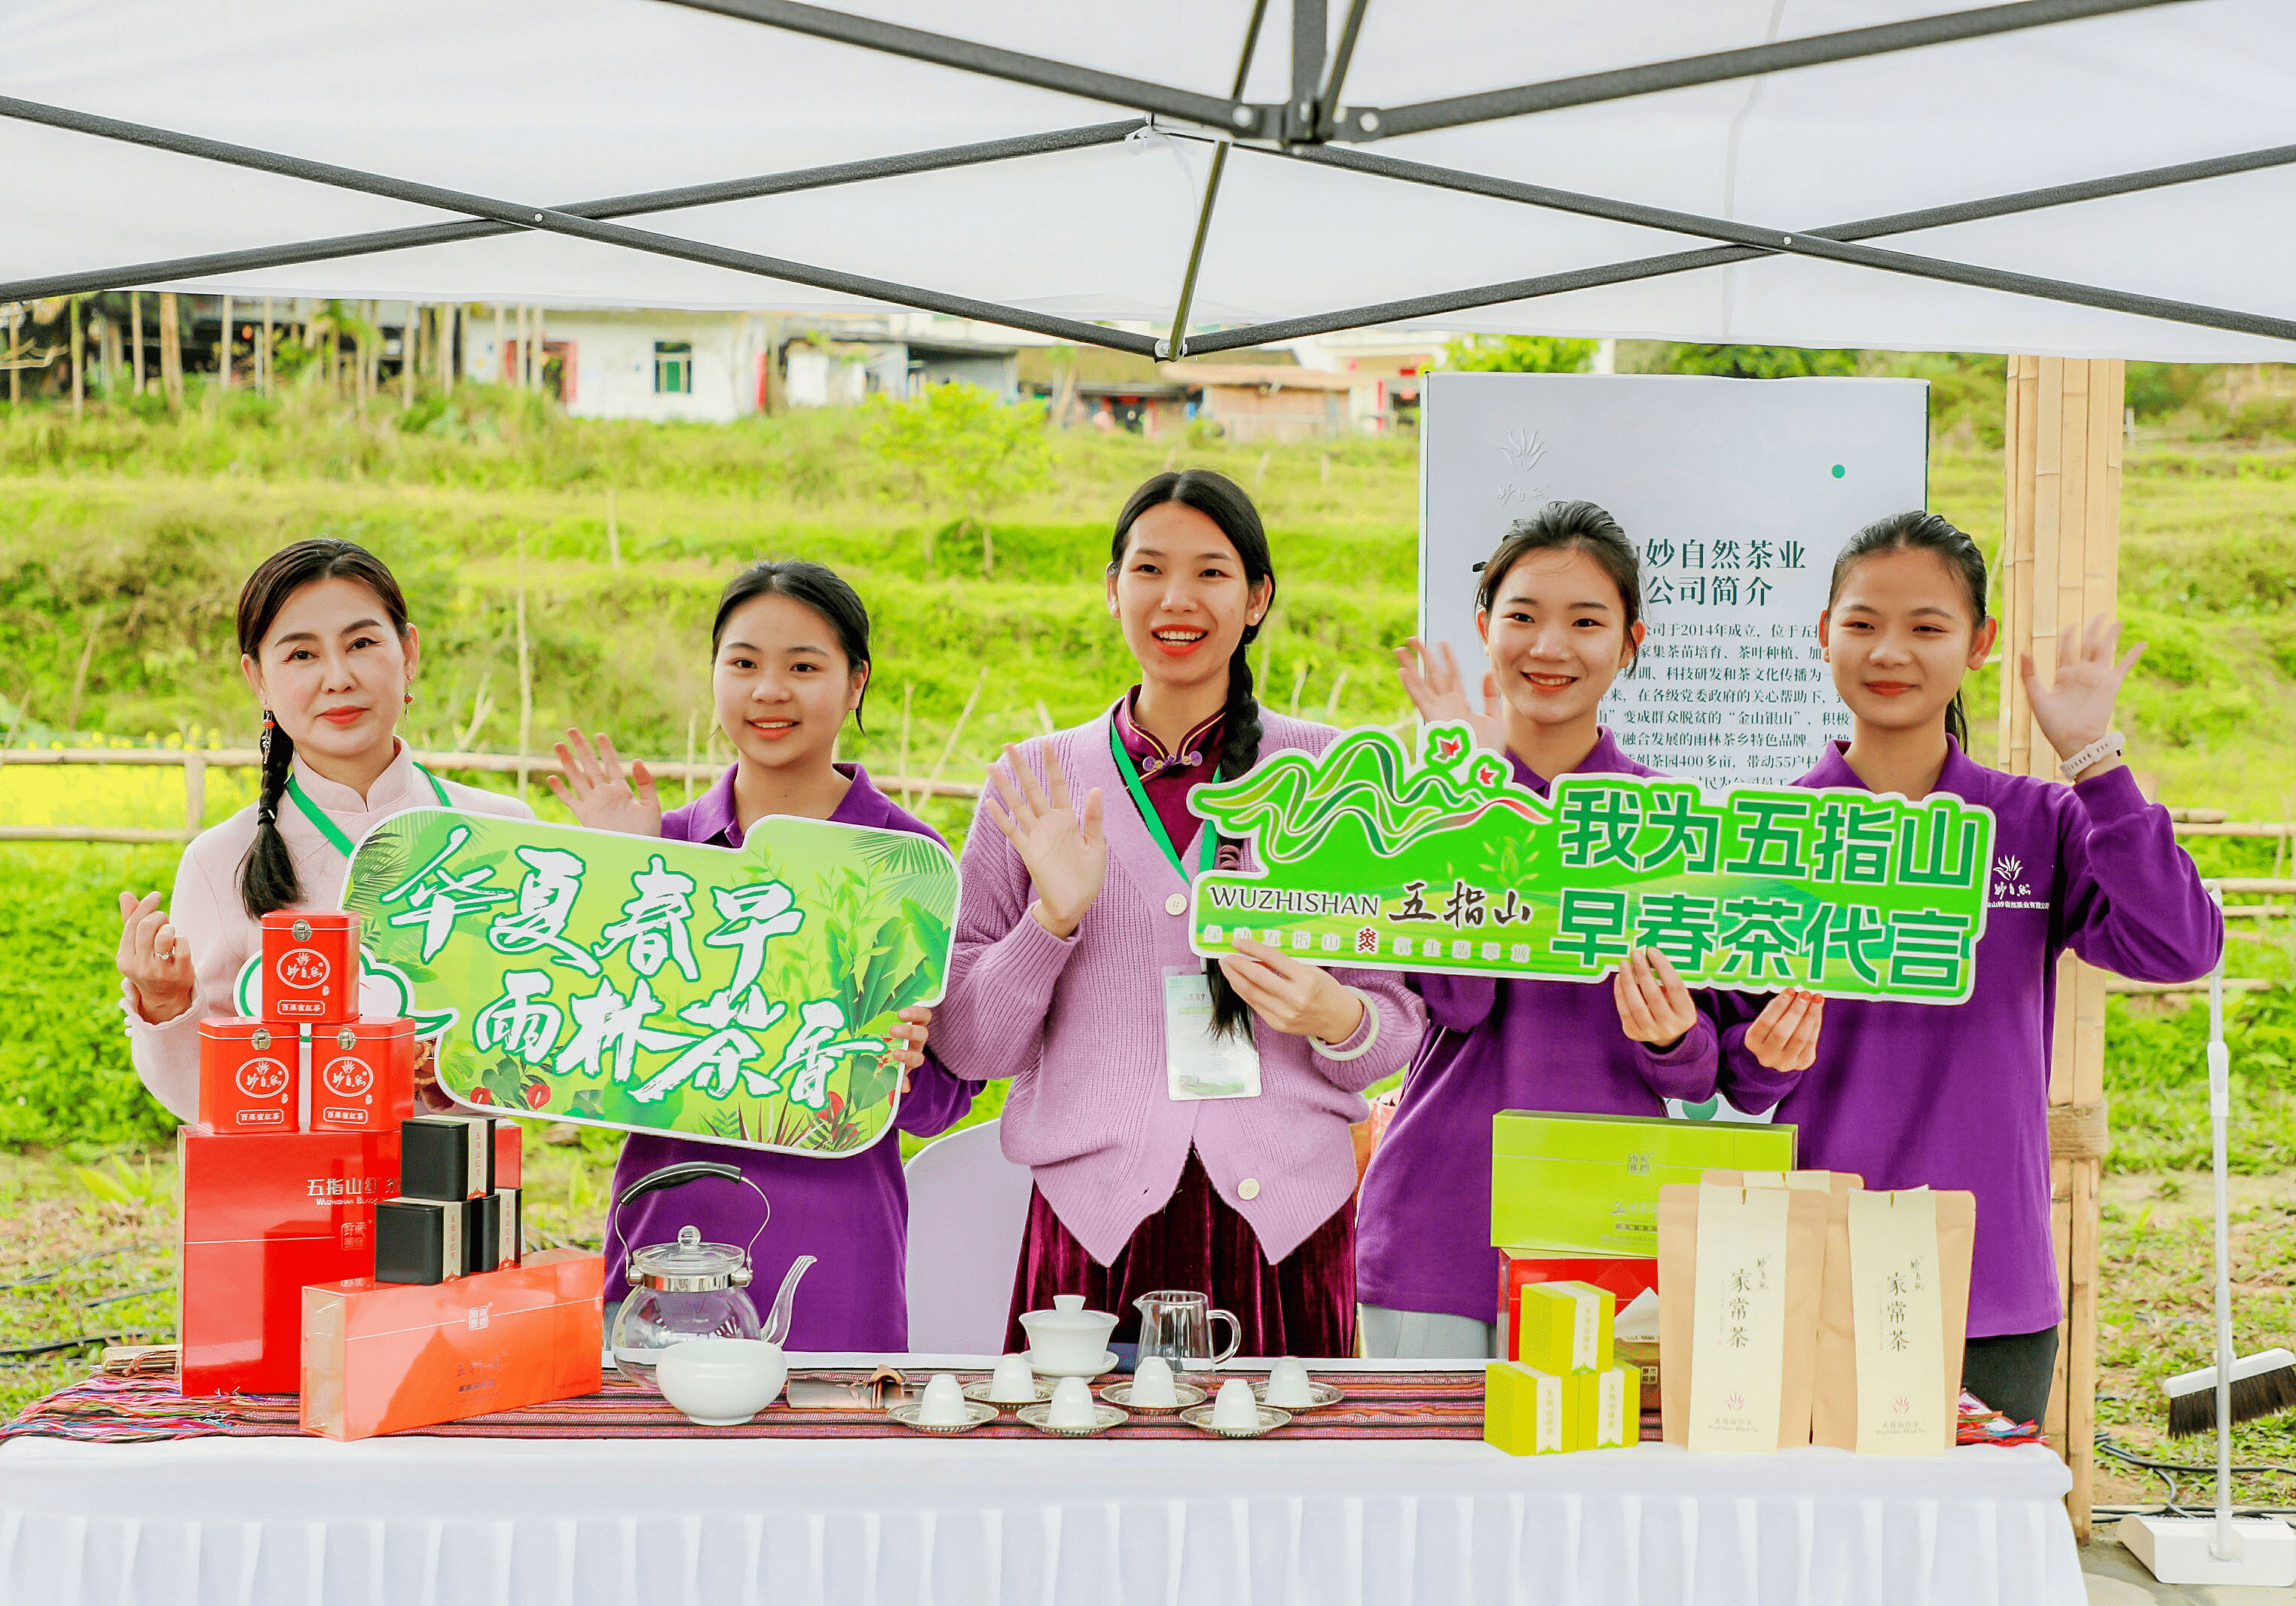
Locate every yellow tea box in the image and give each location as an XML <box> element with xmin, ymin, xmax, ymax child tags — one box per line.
<box><xmin>1484</xmin><ymin>1361</ymin><xmax>1570</xmax><ymax>1456</ymax></box>
<box><xmin>1518</xmin><ymin>1280</ymin><xmax>1614</xmax><ymax>1377</ymax></box>
<box><xmin>1590</xmin><ymin>1362</ymin><xmax>1639</xmax><ymax>1448</ymax></box>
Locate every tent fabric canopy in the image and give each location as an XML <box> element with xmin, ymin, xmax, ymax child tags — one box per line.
<box><xmin>4</xmin><ymin>0</ymin><xmax>2292</xmax><ymax>359</ymax></box>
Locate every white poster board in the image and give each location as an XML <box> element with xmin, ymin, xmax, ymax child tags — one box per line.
<box><xmin>1418</xmin><ymin>374</ymin><xmax>1929</xmax><ymax>794</ymax></box>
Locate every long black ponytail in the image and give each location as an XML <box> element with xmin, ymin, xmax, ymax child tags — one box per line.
<box><xmin>1826</xmin><ymin>510</ymin><xmax>1989</xmax><ymax>751</ymax></box>
<box><xmin>1109</xmin><ymin>470</ymin><xmax>1276</xmax><ymax>1040</ymax></box>
<box><xmin>235</xmin><ymin>540</ymin><xmax>414</xmax><ymax>918</ymax></box>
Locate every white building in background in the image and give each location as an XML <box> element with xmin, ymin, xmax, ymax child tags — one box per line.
<box><xmin>463</xmin><ymin>307</ymin><xmax>775</xmax><ymax>424</ymax></box>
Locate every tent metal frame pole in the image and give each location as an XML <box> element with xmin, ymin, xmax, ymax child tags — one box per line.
<box><xmin>1158</xmin><ymin>141</ymin><xmax>1231</xmax><ymax>359</ymax></box>
<box><xmin>1288</xmin><ymin>0</ymin><xmax>1326</xmax><ymax>142</ymax></box>
<box><xmin>0</xmin><ymin>119</ymin><xmax>1143</xmax><ymax>304</ymax></box>
<box><xmin>656</xmin><ymin>0</ymin><xmax>1270</xmax><ymax>135</ymax></box>
<box><xmin>1331</xmin><ymin>0</ymin><xmax>2194</xmax><ymax>140</ymax></box>
<box><xmin>1316</xmin><ymin>0</ymin><xmax>1374</xmax><ymax>142</ymax></box>
<box><xmin>0</xmin><ymin>94</ymin><xmax>1160</xmax><ymax>355</ymax></box>
<box><xmin>1183</xmin><ymin>139</ymin><xmax>2296</xmax><ymax>352</ymax></box>
<box><xmin>1275</xmin><ymin>142</ymin><xmax>2296</xmax><ymax>344</ymax></box>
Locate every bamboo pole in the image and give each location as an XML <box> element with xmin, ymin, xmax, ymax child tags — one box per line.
<box><xmin>218</xmin><ymin>295</ymin><xmax>233</xmax><ymax>392</ymax></box>
<box><xmin>130</xmin><ymin>294</ymin><xmax>145</xmax><ymax>394</ymax></box>
<box><xmin>493</xmin><ymin>303</ymin><xmax>505</xmax><ymax>384</ymax></box>
<box><xmin>157</xmin><ymin>293</ymin><xmax>183</xmax><ymax>410</ymax></box>
<box><xmin>515</xmin><ymin>533</ymin><xmax>533</xmax><ymax>803</ymax></box>
<box><xmin>2000</xmin><ymin>355</ymin><xmax>2123</xmax><ymax>1544</ymax></box>
<box><xmin>402</xmin><ymin>302</ymin><xmax>417</xmax><ymax>408</ymax></box>
<box><xmin>69</xmin><ymin>295</ymin><xmax>83</xmax><ymax>419</ymax></box>
<box><xmin>438</xmin><ymin>303</ymin><xmax>456</xmax><ymax>391</ymax></box>
<box><xmin>260</xmin><ymin>298</ymin><xmax>273</xmax><ymax>396</ymax></box>
<box><xmin>182</xmin><ymin>751</ymin><xmax>206</xmax><ymax>837</ymax></box>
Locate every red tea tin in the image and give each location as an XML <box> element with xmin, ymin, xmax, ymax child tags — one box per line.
<box><xmin>197</xmin><ymin>1017</ymin><xmax>300</xmax><ymax>1134</ymax></box>
<box><xmin>307</xmin><ymin>1017</ymin><xmax>417</xmax><ymax>1133</ymax></box>
<box><xmin>260</xmin><ymin>910</ymin><xmax>361</xmax><ymax>1023</ymax></box>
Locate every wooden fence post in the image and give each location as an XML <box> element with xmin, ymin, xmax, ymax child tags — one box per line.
<box><xmin>158</xmin><ymin>293</ymin><xmax>184</xmax><ymax>411</ymax></box>
<box><xmin>183</xmin><ymin>751</ymin><xmax>207</xmax><ymax>840</ymax></box>
<box><xmin>1998</xmin><ymin>353</ymin><xmax>2123</xmax><ymax>1543</ymax></box>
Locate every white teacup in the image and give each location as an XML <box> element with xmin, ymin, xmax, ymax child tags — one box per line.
<box><xmin>1130</xmin><ymin>1354</ymin><xmax>1179</xmax><ymax>1409</ymax></box>
<box><xmin>1264</xmin><ymin>1357</ymin><xmax>1316</xmax><ymax>1409</ymax></box>
<box><xmin>989</xmin><ymin>1353</ymin><xmax>1038</xmax><ymax>1403</ymax></box>
<box><xmin>1047</xmin><ymin>1375</ymin><xmax>1098</xmax><ymax>1430</ymax></box>
<box><xmin>919</xmin><ymin>1372</ymin><xmax>968</xmax><ymax>1427</ymax></box>
<box><xmin>1210</xmin><ymin>1377</ymin><xmax>1260</xmax><ymax>1430</ymax></box>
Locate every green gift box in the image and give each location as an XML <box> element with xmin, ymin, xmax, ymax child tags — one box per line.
<box><xmin>1490</xmin><ymin>1110</ymin><xmax>1796</xmax><ymax>1257</ymax></box>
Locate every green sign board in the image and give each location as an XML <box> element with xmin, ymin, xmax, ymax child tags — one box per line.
<box><xmin>1186</xmin><ymin>723</ymin><xmax>1994</xmax><ymax>1003</ymax></box>
<box><xmin>340</xmin><ymin>809</ymin><xmax>957</xmax><ymax>1156</ymax></box>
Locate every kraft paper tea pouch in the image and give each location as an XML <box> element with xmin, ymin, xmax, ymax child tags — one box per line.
<box><xmin>1702</xmin><ymin>1169</ymin><xmax>1864</xmax><ymax>1195</ymax></box>
<box><xmin>1813</xmin><ymin>1187</ymin><xmax>1975</xmax><ymax>1453</ymax></box>
<box><xmin>1517</xmin><ymin>1280</ymin><xmax>1614</xmax><ymax>1378</ymax></box>
<box><xmin>1659</xmin><ymin>1183</ymin><xmax>1825</xmax><ymax>1452</ymax></box>
<box><xmin>1484</xmin><ymin>1361</ymin><xmax>1571</xmax><ymax>1456</ymax></box>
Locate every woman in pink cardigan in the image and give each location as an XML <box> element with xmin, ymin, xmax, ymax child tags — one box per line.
<box><xmin>933</xmin><ymin>470</ymin><xmax>1423</xmax><ymax>1358</ymax></box>
<box><xmin>113</xmin><ymin>539</ymin><xmax>532</xmax><ymax>1116</ymax></box>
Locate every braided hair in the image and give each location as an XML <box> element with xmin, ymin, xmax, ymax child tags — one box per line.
<box><xmin>1109</xmin><ymin>470</ymin><xmax>1276</xmax><ymax>1040</ymax></box>
<box><xmin>1825</xmin><ymin>511</ymin><xmax>1989</xmax><ymax>751</ymax></box>
<box><xmin>234</xmin><ymin>540</ymin><xmax>414</xmax><ymax>918</ymax></box>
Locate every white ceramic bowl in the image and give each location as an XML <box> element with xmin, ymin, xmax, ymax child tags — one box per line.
<box><xmin>656</xmin><ymin>1337</ymin><xmax>788</xmax><ymax>1426</ymax></box>
<box><xmin>1015</xmin><ymin>1299</ymin><xmax>1118</xmax><ymax>1376</ymax></box>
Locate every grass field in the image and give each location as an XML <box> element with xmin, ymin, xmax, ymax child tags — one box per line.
<box><xmin>1</xmin><ymin>387</ymin><xmax>2291</xmax><ymax>1505</ymax></box>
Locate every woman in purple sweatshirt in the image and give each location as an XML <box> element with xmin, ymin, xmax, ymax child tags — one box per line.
<box><xmin>552</xmin><ymin>560</ymin><xmax>969</xmax><ymax>1352</ymax></box>
<box><xmin>1356</xmin><ymin>501</ymin><xmax>1823</xmax><ymax>1358</ymax></box>
<box><xmin>932</xmin><ymin>470</ymin><xmax>1423</xmax><ymax>1359</ymax></box>
<box><xmin>1718</xmin><ymin>511</ymin><xmax>2221</xmax><ymax>1424</ymax></box>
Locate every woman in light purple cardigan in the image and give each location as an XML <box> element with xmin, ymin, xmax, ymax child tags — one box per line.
<box><xmin>932</xmin><ymin>470</ymin><xmax>1423</xmax><ymax>1359</ymax></box>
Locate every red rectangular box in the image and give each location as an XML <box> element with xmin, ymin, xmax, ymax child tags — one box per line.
<box><xmin>1497</xmin><ymin>1254</ymin><xmax>1659</xmax><ymax>1364</ymax></box>
<box><xmin>197</xmin><ymin>1018</ymin><xmax>299</xmax><ymax>1134</ymax></box>
<box><xmin>307</xmin><ymin>1017</ymin><xmax>416</xmax><ymax>1133</ymax></box>
<box><xmin>300</xmin><ymin>1250</ymin><xmax>604</xmax><ymax>1440</ymax></box>
<box><xmin>494</xmin><ymin>1119</ymin><xmax>521</xmax><ymax>1189</ymax></box>
<box><xmin>260</xmin><ymin>911</ymin><xmax>360</xmax><ymax>1023</ymax></box>
<box><xmin>178</xmin><ymin>1126</ymin><xmax>399</xmax><ymax>1395</ymax></box>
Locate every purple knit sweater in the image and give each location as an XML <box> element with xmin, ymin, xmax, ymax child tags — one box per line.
<box><xmin>934</xmin><ymin>708</ymin><xmax>1426</xmax><ymax>1266</ymax></box>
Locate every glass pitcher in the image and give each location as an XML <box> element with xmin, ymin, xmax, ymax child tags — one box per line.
<box><xmin>1133</xmin><ymin>1289</ymin><xmax>1241</xmax><ymax>1372</ymax></box>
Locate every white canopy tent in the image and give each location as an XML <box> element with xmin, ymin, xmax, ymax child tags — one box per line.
<box><xmin>2</xmin><ymin>0</ymin><xmax>2293</xmax><ymax>360</ymax></box>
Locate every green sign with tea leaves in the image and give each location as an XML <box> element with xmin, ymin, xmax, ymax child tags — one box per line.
<box><xmin>341</xmin><ymin>809</ymin><xmax>956</xmax><ymax>1155</ymax></box>
<box><xmin>1186</xmin><ymin>723</ymin><xmax>1994</xmax><ymax>1003</ymax></box>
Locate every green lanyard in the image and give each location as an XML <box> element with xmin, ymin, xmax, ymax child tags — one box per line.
<box><xmin>1106</xmin><ymin>717</ymin><xmax>1215</xmax><ymax>883</ymax></box>
<box><xmin>285</xmin><ymin>762</ymin><xmax>451</xmax><ymax>858</ymax></box>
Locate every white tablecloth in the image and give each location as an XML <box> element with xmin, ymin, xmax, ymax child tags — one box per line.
<box><xmin>0</xmin><ymin>1409</ymin><xmax>2080</xmax><ymax>1606</ymax></box>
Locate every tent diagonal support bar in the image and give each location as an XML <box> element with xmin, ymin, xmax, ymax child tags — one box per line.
<box><xmin>1279</xmin><ymin>142</ymin><xmax>2296</xmax><ymax>344</ymax></box>
<box><xmin>1187</xmin><ymin>138</ymin><xmax>2296</xmax><ymax>352</ymax></box>
<box><xmin>0</xmin><ymin>95</ymin><xmax>1160</xmax><ymax>354</ymax></box>
<box><xmin>654</xmin><ymin>0</ymin><xmax>1268</xmax><ymax>136</ymax></box>
<box><xmin>1316</xmin><ymin>0</ymin><xmax>1374</xmax><ymax>141</ymax></box>
<box><xmin>1160</xmin><ymin>142</ymin><xmax>1231</xmax><ymax>359</ymax></box>
<box><xmin>1333</xmin><ymin>0</ymin><xmax>2195</xmax><ymax>142</ymax></box>
<box><xmin>0</xmin><ymin>121</ymin><xmax>1144</xmax><ymax>304</ymax></box>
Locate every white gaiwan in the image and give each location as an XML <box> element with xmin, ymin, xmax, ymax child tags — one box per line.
<box><xmin>919</xmin><ymin>1373</ymin><xmax>969</xmax><ymax>1428</ymax></box>
<box><xmin>1017</xmin><ymin>1293</ymin><xmax>1117</xmax><ymax>1376</ymax></box>
<box><xmin>1264</xmin><ymin>1357</ymin><xmax>1316</xmax><ymax>1409</ymax></box>
<box><xmin>988</xmin><ymin>1353</ymin><xmax>1039</xmax><ymax>1403</ymax></box>
<box><xmin>656</xmin><ymin>1337</ymin><xmax>787</xmax><ymax>1426</ymax></box>
<box><xmin>1130</xmin><ymin>1355</ymin><xmax>1180</xmax><ymax>1409</ymax></box>
<box><xmin>1210</xmin><ymin>1378</ymin><xmax>1261</xmax><ymax>1431</ymax></box>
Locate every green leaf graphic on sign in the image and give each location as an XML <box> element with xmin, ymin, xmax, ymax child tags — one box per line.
<box><xmin>341</xmin><ymin>809</ymin><xmax>958</xmax><ymax>1155</ymax></box>
<box><xmin>1187</xmin><ymin>723</ymin><xmax>1993</xmax><ymax>1005</ymax></box>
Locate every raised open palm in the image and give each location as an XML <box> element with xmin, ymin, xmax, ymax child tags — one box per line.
<box><xmin>984</xmin><ymin>742</ymin><xmax>1105</xmax><ymax>938</ymax></box>
<box><xmin>2021</xmin><ymin>612</ymin><xmax>2143</xmax><ymax>769</ymax></box>
<box><xmin>547</xmin><ymin>727</ymin><xmax>663</xmax><ymax>836</ymax></box>
<box><xmin>1396</xmin><ymin>635</ymin><xmax>1504</xmax><ymax>754</ymax></box>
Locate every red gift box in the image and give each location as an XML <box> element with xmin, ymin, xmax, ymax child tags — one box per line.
<box><xmin>300</xmin><ymin>1250</ymin><xmax>603</xmax><ymax>1440</ymax></box>
<box><xmin>197</xmin><ymin>1017</ymin><xmax>298</xmax><ymax>1134</ymax></box>
<box><xmin>1497</xmin><ymin>1252</ymin><xmax>1659</xmax><ymax>1364</ymax></box>
<box><xmin>307</xmin><ymin>1017</ymin><xmax>416</xmax><ymax>1133</ymax></box>
<box><xmin>178</xmin><ymin>1127</ymin><xmax>399</xmax><ymax>1395</ymax></box>
<box><xmin>259</xmin><ymin>910</ymin><xmax>360</xmax><ymax>1023</ymax></box>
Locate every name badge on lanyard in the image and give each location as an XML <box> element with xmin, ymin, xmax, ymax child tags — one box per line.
<box><xmin>1108</xmin><ymin>719</ymin><xmax>1263</xmax><ymax>1103</ymax></box>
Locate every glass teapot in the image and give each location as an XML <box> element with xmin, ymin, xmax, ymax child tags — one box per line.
<box><xmin>607</xmin><ymin>1161</ymin><xmax>814</xmax><ymax>1386</ymax></box>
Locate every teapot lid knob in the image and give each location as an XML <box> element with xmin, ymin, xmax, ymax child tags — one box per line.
<box><xmin>1053</xmin><ymin>1293</ymin><xmax>1084</xmax><ymax>1313</ymax></box>
<box><xmin>677</xmin><ymin>1225</ymin><xmax>701</xmax><ymax>1249</ymax></box>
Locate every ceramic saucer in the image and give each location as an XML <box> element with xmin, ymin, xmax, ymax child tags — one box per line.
<box><xmin>1023</xmin><ymin>1348</ymin><xmax>1121</xmax><ymax>1378</ymax></box>
<box><xmin>964</xmin><ymin>1378</ymin><xmax>1056</xmax><ymax>1406</ymax></box>
<box><xmin>1179</xmin><ymin>1402</ymin><xmax>1292</xmax><ymax>1438</ymax></box>
<box><xmin>1016</xmin><ymin>1400</ymin><xmax>1128</xmax><ymax>1436</ymax></box>
<box><xmin>1100</xmin><ymin>1379</ymin><xmax>1206</xmax><ymax>1414</ymax></box>
<box><xmin>1251</xmin><ymin>1379</ymin><xmax>1344</xmax><ymax>1410</ymax></box>
<box><xmin>887</xmin><ymin>1400</ymin><xmax>999</xmax><ymax>1433</ymax></box>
